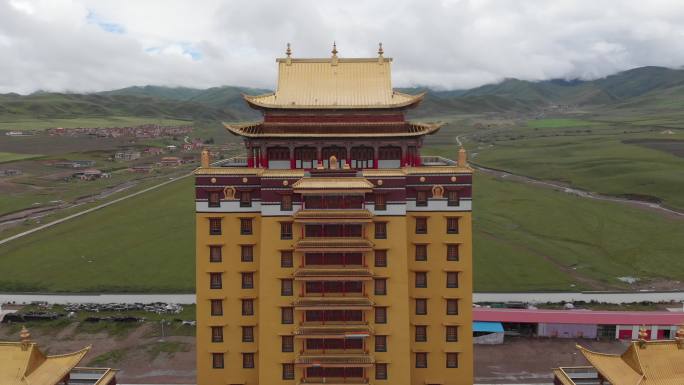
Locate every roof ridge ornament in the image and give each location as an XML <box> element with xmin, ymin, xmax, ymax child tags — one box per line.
<box><xmin>286</xmin><ymin>42</ymin><xmax>292</xmax><ymax>65</ymax></box>
<box><xmin>378</xmin><ymin>42</ymin><xmax>384</xmax><ymax>64</ymax></box>
<box><xmin>331</xmin><ymin>41</ymin><xmax>339</xmax><ymax>66</ymax></box>
<box><xmin>20</xmin><ymin>325</ymin><xmax>31</xmax><ymax>350</ymax></box>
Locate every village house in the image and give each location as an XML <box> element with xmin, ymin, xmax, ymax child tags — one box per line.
<box><xmin>73</xmin><ymin>168</ymin><xmax>110</xmax><ymax>181</ymax></box>
<box><xmin>160</xmin><ymin>156</ymin><xmax>182</xmax><ymax>167</ymax></box>
<box><xmin>145</xmin><ymin>147</ymin><xmax>165</xmax><ymax>155</ymax></box>
<box><xmin>114</xmin><ymin>150</ymin><xmax>141</xmax><ymax>161</ymax></box>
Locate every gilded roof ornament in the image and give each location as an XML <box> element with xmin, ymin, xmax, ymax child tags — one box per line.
<box><xmin>20</xmin><ymin>325</ymin><xmax>31</xmax><ymax>350</ymax></box>
<box><xmin>286</xmin><ymin>42</ymin><xmax>292</xmax><ymax>57</ymax></box>
<box><xmin>378</xmin><ymin>42</ymin><xmax>384</xmax><ymax>64</ymax></box>
<box><xmin>331</xmin><ymin>41</ymin><xmax>339</xmax><ymax>66</ymax></box>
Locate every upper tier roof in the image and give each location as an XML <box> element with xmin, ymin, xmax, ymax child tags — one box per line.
<box><xmin>244</xmin><ymin>57</ymin><xmax>425</xmax><ymax>109</ymax></box>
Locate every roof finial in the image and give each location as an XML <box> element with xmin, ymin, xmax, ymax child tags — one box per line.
<box><xmin>332</xmin><ymin>41</ymin><xmax>338</xmax><ymax>57</ymax></box>
<box><xmin>638</xmin><ymin>325</ymin><xmax>648</xmax><ymax>348</ymax></box>
<box><xmin>20</xmin><ymin>325</ymin><xmax>31</xmax><ymax>350</ymax></box>
<box><xmin>378</xmin><ymin>42</ymin><xmax>384</xmax><ymax>56</ymax></box>
<box><xmin>286</xmin><ymin>42</ymin><xmax>292</xmax><ymax>58</ymax></box>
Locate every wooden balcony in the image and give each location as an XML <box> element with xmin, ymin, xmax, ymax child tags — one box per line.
<box><xmin>294</xmin><ymin>238</ymin><xmax>373</xmax><ymax>253</ymax></box>
<box><xmin>294</xmin><ymin>267</ymin><xmax>372</xmax><ymax>281</ymax></box>
<box><xmin>294</xmin><ymin>324</ymin><xmax>373</xmax><ymax>339</ymax></box>
<box><xmin>293</xmin><ymin>209</ymin><xmax>373</xmax><ymax>224</ymax></box>
<box><xmin>293</xmin><ymin>297</ymin><xmax>374</xmax><ymax>311</ymax></box>
<box><xmin>295</xmin><ymin>353</ymin><xmax>375</xmax><ymax>367</ymax></box>
<box><xmin>299</xmin><ymin>378</ymin><xmax>369</xmax><ymax>385</ymax></box>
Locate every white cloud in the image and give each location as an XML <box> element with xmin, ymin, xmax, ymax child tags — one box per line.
<box><xmin>1</xmin><ymin>0</ymin><xmax>684</xmax><ymax>93</ymax></box>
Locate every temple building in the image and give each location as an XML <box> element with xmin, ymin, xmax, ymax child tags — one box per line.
<box><xmin>553</xmin><ymin>326</ymin><xmax>684</xmax><ymax>385</ymax></box>
<box><xmin>194</xmin><ymin>43</ymin><xmax>474</xmax><ymax>385</ymax></box>
<box><xmin>0</xmin><ymin>326</ymin><xmax>117</xmax><ymax>385</ymax></box>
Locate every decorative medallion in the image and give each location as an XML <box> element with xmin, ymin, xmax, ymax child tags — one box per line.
<box><xmin>419</xmin><ymin>176</ymin><xmax>426</xmax><ymax>182</ymax></box>
<box><xmin>210</xmin><ymin>177</ymin><xmax>216</xmax><ymax>184</ymax></box>
<box><xmin>224</xmin><ymin>186</ymin><xmax>236</xmax><ymax>200</ymax></box>
<box><xmin>242</xmin><ymin>177</ymin><xmax>248</xmax><ymax>183</ymax></box>
<box><xmin>283</xmin><ymin>180</ymin><xmax>289</xmax><ymax>186</ymax></box>
<box><xmin>432</xmin><ymin>185</ymin><xmax>444</xmax><ymax>199</ymax></box>
<box><xmin>377</xmin><ymin>180</ymin><xmax>383</xmax><ymax>186</ymax></box>
<box><xmin>451</xmin><ymin>176</ymin><xmax>457</xmax><ymax>182</ymax></box>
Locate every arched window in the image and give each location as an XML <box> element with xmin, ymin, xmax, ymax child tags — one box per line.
<box><xmin>322</xmin><ymin>146</ymin><xmax>347</xmax><ymax>168</ymax></box>
<box><xmin>350</xmin><ymin>146</ymin><xmax>374</xmax><ymax>168</ymax></box>
<box><xmin>267</xmin><ymin>147</ymin><xmax>290</xmax><ymax>169</ymax></box>
<box><xmin>294</xmin><ymin>147</ymin><xmax>317</xmax><ymax>169</ymax></box>
<box><xmin>378</xmin><ymin>146</ymin><xmax>401</xmax><ymax>168</ymax></box>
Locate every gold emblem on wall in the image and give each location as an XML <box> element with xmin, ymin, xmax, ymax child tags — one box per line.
<box><xmin>224</xmin><ymin>186</ymin><xmax>236</xmax><ymax>200</ymax></box>
<box><xmin>432</xmin><ymin>185</ymin><xmax>444</xmax><ymax>198</ymax></box>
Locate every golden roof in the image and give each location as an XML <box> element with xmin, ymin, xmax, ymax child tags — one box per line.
<box><xmin>292</xmin><ymin>178</ymin><xmax>374</xmax><ymax>193</ymax></box>
<box><xmin>577</xmin><ymin>341</ymin><xmax>684</xmax><ymax>385</ymax></box>
<box><xmin>244</xmin><ymin>57</ymin><xmax>424</xmax><ymax>109</ymax></box>
<box><xmin>0</xmin><ymin>342</ymin><xmax>90</xmax><ymax>385</ymax></box>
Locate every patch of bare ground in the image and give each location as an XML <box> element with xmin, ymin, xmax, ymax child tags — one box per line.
<box><xmin>475</xmin><ymin>337</ymin><xmax>629</xmax><ymax>384</ymax></box>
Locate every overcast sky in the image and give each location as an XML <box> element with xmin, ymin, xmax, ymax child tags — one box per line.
<box><xmin>2</xmin><ymin>0</ymin><xmax>684</xmax><ymax>94</ymax></box>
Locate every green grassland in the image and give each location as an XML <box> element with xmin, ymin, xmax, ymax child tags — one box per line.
<box><xmin>0</xmin><ymin>116</ymin><xmax>190</xmax><ymax>131</ymax></box>
<box><xmin>469</xmin><ymin>128</ymin><xmax>684</xmax><ymax>210</ymax></box>
<box><xmin>1</xmin><ymin>169</ymin><xmax>683</xmax><ymax>292</ymax></box>
<box><xmin>0</xmin><ymin>151</ymin><xmax>42</xmax><ymax>163</ymax></box>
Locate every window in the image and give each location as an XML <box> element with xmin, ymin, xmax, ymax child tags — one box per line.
<box><xmin>242</xmin><ymin>273</ymin><xmax>254</xmax><ymax>289</ymax></box>
<box><xmin>447</xmin><ymin>190</ymin><xmax>460</xmax><ymax>206</ymax></box>
<box><xmin>446</xmin><ymin>326</ymin><xmax>458</xmax><ymax>342</ymax></box>
<box><xmin>415</xmin><ymin>325</ymin><xmax>427</xmax><ymax>342</ymax></box>
<box><xmin>415</xmin><ymin>244</ymin><xmax>427</xmax><ymax>261</ymax></box>
<box><xmin>281</xmin><ymin>251</ymin><xmax>293</xmax><ymax>268</ymax></box>
<box><xmin>282</xmin><ymin>363</ymin><xmax>295</xmax><ymax>380</ymax></box>
<box><xmin>374</xmin><ymin>279</ymin><xmax>387</xmax><ymax>295</ymax></box>
<box><xmin>416</xmin><ymin>190</ymin><xmax>428</xmax><ymax>207</ymax></box>
<box><xmin>280</xmin><ymin>222</ymin><xmax>293</xmax><ymax>240</ymax></box>
<box><xmin>375</xmin><ymin>307</ymin><xmax>387</xmax><ymax>324</ymax></box>
<box><xmin>447</xmin><ymin>217</ymin><xmax>459</xmax><ymax>234</ymax></box>
<box><xmin>281</xmin><ymin>279</ymin><xmax>293</xmax><ymax>296</ymax></box>
<box><xmin>209</xmin><ymin>218</ymin><xmax>222</xmax><ymax>235</ymax></box>
<box><xmin>282</xmin><ymin>335</ymin><xmax>294</xmax><ymax>352</ymax></box>
<box><xmin>240</xmin><ymin>190</ymin><xmax>252</xmax><ymax>207</ymax></box>
<box><xmin>211</xmin><ymin>300</ymin><xmax>223</xmax><ymax>316</ymax></box>
<box><xmin>447</xmin><ymin>272</ymin><xmax>459</xmax><ymax>288</ymax></box>
<box><xmin>242</xmin><ymin>326</ymin><xmax>254</xmax><ymax>342</ymax></box>
<box><xmin>242</xmin><ymin>299</ymin><xmax>254</xmax><ymax>316</ymax></box>
<box><xmin>447</xmin><ymin>299</ymin><xmax>459</xmax><ymax>315</ymax></box>
<box><xmin>374</xmin><ymin>222</ymin><xmax>387</xmax><ymax>239</ymax></box>
<box><xmin>211</xmin><ymin>326</ymin><xmax>223</xmax><ymax>342</ymax></box>
<box><xmin>446</xmin><ymin>353</ymin><xmax>459</xmax><ymax>368</ymax></box>
<box><xmin>208</xmin><ymin>191</ymin><xmax>220</xmax><ymax>208</ymax></box>
<box><xmin>212</xmin><ymin>353</ymin><xmax>224</xmax><ymax>369</ymax></box>
<box><xmin>374</xmin><ymin>250</ymin><xmax>387</xmax><ymax>267</ymax></box>
<box><xmin>210</xmin><ymin>273</ymin><xmax>222</xmax><ymax>289</ymax></box>
<box><xmin>280</xmin><ymin>194</ymin><xmax>293</xmax><ymax>211</ymax></box>
<box><xmin>415</xmin><ymin>272</ymin><xmax>427</xmax><ymax>288</ymax></box>
<box><xmin>209</xmin><ymin>246</ymin><xmax>222</xmax><ymax>262</ymax></box>
<box><xmin>240</xmin><ymin>245</ymin><xmax>253</xmax><ymax>262</ymax></box>
<box><xmin>415</xmin><ymin>352</ymin><xmax>427</xmax><ymax>368</ymax></box>
<box><xmin>374</xmin><ymin>193</ymin><xmax>386</xmax><ymax>211</ymax></box>
<box><xmin>415</xmin><ymin>217</ymin><xmax>427</xmax><ymax>234</ymax></box>
<box><xmin>375</xmin><ymin>335</ymin><xmax>387</xmax><ymax>352</ymax></box>
<box><xmin>240</xmin><ymin>218</ymin><xmax>253</xmax><ymax>235</ymax></box>
<box><xmin>447</xmin><ymin>244</ymin><xmax>459</xmax><ymax>261</ymax></box>
<box><xmin>375</xmin><ymin>363</ymin><xmax>387</xmax><ymax>380</ymax></box>
<box><xmin>243</xmin><ymin>353</ymin><xmax>254</xmax><ymax>368</ymax></box>
<box><xmin>415</xmin><ymin>299</ymin><xmax>427</xmax><ymax>315</ymax></box>
<box><xmin>282</xmin><ymin>307</ymin><xmax>294</xmax><ymax>324</ymax></box>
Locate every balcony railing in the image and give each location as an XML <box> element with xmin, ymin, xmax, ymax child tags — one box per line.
<box><xmin>294</xmin><ymin>267</ymin><xmax>373</xmax><ymax>281</ymax></box>
<box><xmin>300</xmin><ymin>378</ymin><xmax>369</xmax><ymax>385</ymax></box>
<box><xmin>419</xmin><ymin>155</ymin><xmax>457</xmax><ymax>166</ymax></box>
<box><xmin>218</xmin><ymin>156</ymin><xmax>248</xmax><ymax>167</ymax></box>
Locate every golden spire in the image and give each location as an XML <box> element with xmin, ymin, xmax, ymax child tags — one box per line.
<box><xmin>378</xmin><ymin>42</ymin><xmax>384</xmax><ymax>56</ymax></box>
<box><xmin>676</xmin><ymin>324</ymin><xmax>684</xmax><ymax>349</ymax></box>
<box><xmin>20</xmin><ymin>326</ymin><xmax>31</xmax><ymax>350</ymax></box>
<box><xmin>286</xmin><ymin>42</ymin><xmax>292</xmax><ymax>58</ymax></box>
<box><xmin>638</xmin><ymin>325</ymin><xmax>648</xmax><ymax>348</ymax></box>
<box><xmin>458</xmin><ymin>146</ymin><xmax>468</xmax><ymax>168</ymax></box>
<box><xmin>201</xmin><ymin>149</ymin><xmax>210</xmax><ymax>168</ymax></box>
<box><xmin>331</xmin><ymin>41</ymin><xmax>339</xmax><ymax>66</ymax></box>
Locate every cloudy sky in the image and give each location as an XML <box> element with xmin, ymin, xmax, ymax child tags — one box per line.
<box><xmin>2</xmin><ymin>0</ymin><xmax>684</xmax><ymax>94</ymax></box>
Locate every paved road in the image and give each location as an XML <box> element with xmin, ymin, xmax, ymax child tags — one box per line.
<box><xmin>3</xmin><ymin>291</ymin><xmax>684</xmax><ymax>305</ymax></box>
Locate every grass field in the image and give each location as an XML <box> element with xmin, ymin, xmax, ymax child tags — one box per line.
<box><xmin>0</xmin><ymin>151</ymin><xmax>42</xmax><ymax>163</ymax></box>
<box><xmin>470</xmin><ymin>131</ymin><xmax>684</xmax><ymax>210</ymax></box>
<box><xmin>1</xmin><ymin>168</ymin><xmax>683</xmax><ymax>292</ymax></box>
<box><xmin>0</xmin><ymin>116</ymin><xmax>191</xmax><ymax>131</ymax></box>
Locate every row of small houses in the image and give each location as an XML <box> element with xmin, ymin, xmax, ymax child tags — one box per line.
<box><xmin>472</xmin><ymin>308</ymin><xmax>684</xmax><ymax>344</ymax></box>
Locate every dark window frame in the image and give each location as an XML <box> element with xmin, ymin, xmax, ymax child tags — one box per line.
<box><xmin>415</xmin><ymin>244</ymin><xmax>427</xmax><ymax>261</ymax></box>
<box><xmin>415</xmin><ymin>272</ymin><xmax>427</xmax><ymax>288</ymax></box>
<box><xmin>281</xmin><ymin>279</ymin><xmax>293</xmax><ymax>296</ymax></box>
<box><xmin>415</xmin><ymin>298</ymin><xmax>428</xmax><ymax>315</ymax></box>
<box><xmin>446</xmin><ymin>299</ymin><xmax>459</xmax><ymax>315</ymax></box>
<box><xmin>446</xmin><ymin>352</ymin><xmax>459</xmax><ymax>368</ymax></box>
<box><xmin>240</xmin><ymin>190</ymin><xmax>252</xmax><ymax>208</ymax></box>
<box><xmin>240</xmin><ymin>218</ymin><xmax>253</xmax><ymax>235</ymax></box>
<box><xmin>211</xmin><ymin>326</ymin><xmax>223</xmax><ymax>343</ymax></box>
<box><xmin>416</xmin><ymin>190</ymin><xmax>428</xmax><ymax>207</ymax></box>
<box><xmin>243</xmin><ymin>352</ymin><xmax>255</xmax><ymax>369</ymax></box>
<box><xmin>280</xmin><ymin>194</ymin><xmax>293</xmax><ymax>211</ymax></box>
<box><xmin>280</xmin><ymin>250</ymin><xmax>294</xmax><ymax>268</ymax></box>
<box><xmin>282</xmin><ymin>335</ymin><xmax>294</xmax><ymax>352</ymax></box>
<box><xmin>374</xmin><ymin>250</ymin><xmax>387</xmax><ymax>267</ymax></box>
<box><xmin>374</xmin><ymin>222</ymin><xmax>387</xmax><ymax>239</ymax></box>
<box><xmin>280</xmin><ymin>222</ymin><xmax>293</xmax><ymax>240</ymax></box>
<box><xmin>242</xmin><ymin>299</ymin><xmax>254</xmax><ymax>316</ymax></box>
<box><xmin>375</xmin><ymin>363</ymin><xmax>388</xmax><ymax>380</ymax></box>
<box><xmin>447</xmin><ymin>190</ymin><xmax>460</xmax><ymax>206</ymax></box>
<box><xmin>375</xmin><ymin>335</ymin><xmax>387</xmax><ymax>352</ymax></box>
<box><xmin>446</xmin><ymin>326</ymin><xmax>458</xmax><ymax>342</ymax></box>
<box><xmin>209</xmin><ymin>218</ymin><xmax>222</xmax><ymax>235</ymax></box>
<box><xmin>447</xmin><ymin>244</ymin><xmax>459</xmax><ymax>261</ymax></box>
<box><xmin>415</xmin><ymin>352</ymin><xmax>428</xmax><ymax>368</ymax></box>
<box><xmin>374</xmin><ymin>278</ymin><xmax>387</xmax><ymax>295</ymax></box>
<box><xmin>447</xmin><ymin>272</ymin><xmax>459</xmax><ymax>288</ymax></box>
<box><xmin>415</xmin><ymin>217</ymin><xmax>428</xmax><ymax>234</ymax></box>
<box><xmin>447</xmin><ymin>217</ymin><xmax>459</xmax><ymax>234</ymax></box>
<box><xmin>208</xmin><ymin>191</ymin><xmax>221</xmax><ymax>208</ymax></box>
<box><xmin>212</xmin><ymin>352</ymin><xmax>224</xmax><ymax>369</ymax></box>
<box><xmin>415</xmin><ymin>325</ymin><xmax>427</xmax><ymax>342</ymax></box>
<box><xmin>210</xmin><ymin>299</ymin><xmax>223</xmax><ymax>316</ymax></box>
<box><xmin>241</xmin><ymin>245</ymin><xmax>254</xmax><ymax>262</ymax></box>
<box><xmin>242</xmin><ymin>326</ymin><xmax>254</xmax><ymax>342</ymax></box>
<box><xmin>375</xmin><ymin>307</ymin><xmax>388</xmax><ymax>324</ymax></box>
<box><xmin>282</xmin><ymin>307</ymin><xmax>294</xmax><ymax>324</ymax></box>
<box><xmin>282</xmin><ymin>363</ymin><xmax>295</xmax><ymax>380</ymax></box>
<box><xmin>209</xmin><ymin>245</ymin><xmax>222</xmax><ymax>263</ymax></box>
<box><xmin>374</xmin><ymin>193</ymin><xmax>387</xmax><ymax>211</ymax></box>
<box><xmin>210</xmin><ymin>272</ymin><xmax>222</xmax><ymax>290</ymax></box>
<box><xmin>242</xmin><ymin>272</ymin><xmax>254</xmax><ymax>289</ymax></box>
